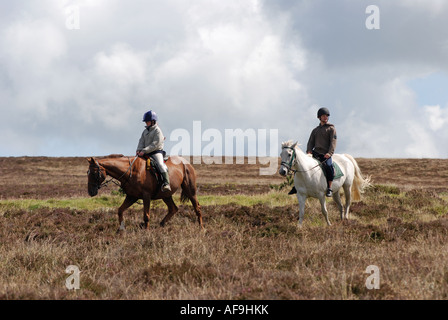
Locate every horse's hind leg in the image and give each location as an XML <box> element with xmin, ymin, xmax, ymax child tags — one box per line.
<box><xmin>343</xmin><ymin>183</ymin><xmax>352</xmax><ymax>219</ymax></box>
<box><xmin>180</xmin><ymin>179</ymin><xmax>203</xmax><ymax>229</ymax></box>
<box><xmin>333</xmin><ymin>191</ymin><xmax>344</xmax><ymax>220</ymax></box>
<box><xmin>160</xmin><ymin>196</ymin><xmax>178</xmax><ymax>227</ymax></box>
<box><xmin>319</xmin><ymin>197</ymin><xmax>331</xmax><ymax>226</ymax></box>
<box><xmin>189</xmin><ymin>195</ymin><xmax>203</xmax><ymax>229</ymax></box>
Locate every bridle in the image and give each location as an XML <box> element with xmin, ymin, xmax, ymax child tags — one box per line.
<box><xmin>281</xmin><ymin>146</ymin><xmax>297</xmax><ymax>173</ymax></box>
<box><xmin>88</xmin><ymin>160</ymin><xmax>105</xmax><ymax>189</ymax></box>
<box><xmin>281</xmin><ymin>146</ymin><xmax>323</xmax><ymax>173</ymax></box>
<box><xmin>88</xmin><ymin>156</ymin><xmax>138</xmax><ymax>189</ymax></box>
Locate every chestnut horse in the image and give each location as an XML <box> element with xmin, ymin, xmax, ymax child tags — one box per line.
<box><xmin>87</xmin><ymin>154</ymin><xmax>203</xmax><ymax>232</ymax></box>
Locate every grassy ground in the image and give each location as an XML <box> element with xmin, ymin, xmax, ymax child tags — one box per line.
<box><xmin>1</xmin><ymin>188</ymin><xmax>448</xmax><ymax>299</ymax></box>
<box><xmin>0</xmin><ymin>157</ymin><xmax>448</xmax><ymax>299</ymax></box>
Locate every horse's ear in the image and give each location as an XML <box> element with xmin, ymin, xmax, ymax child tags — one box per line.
<box><xmin>87</xmin><ymin>157</ymin><xmax>95</xmax><ymax>164</ymax></box>
<box><xmin>292</xmin><ymin>141</ymin><xmax>298</xmax><ymax>148</ymax></box>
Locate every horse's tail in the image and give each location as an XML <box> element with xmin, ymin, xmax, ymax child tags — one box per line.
<box><xmin>344</xmin><ymin>154</ymin><xmax>371</xmax><ymax>201</ymax></box>
<box><xmin>180</xmin><ymin>162</ymin><xmax>198</xmax><ymax>203</ymax></box>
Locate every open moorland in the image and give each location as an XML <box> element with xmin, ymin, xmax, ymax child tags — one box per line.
<box><xmin>0</xmin><ymin>156</ymin><xmax>448</xmax><ymax>300</ymax></box>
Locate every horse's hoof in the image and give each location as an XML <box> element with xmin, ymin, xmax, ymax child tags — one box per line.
<box><xmin>139</xmin><ymin>222</ymin><xmax>149</xmax><ymax>229</ymax></box>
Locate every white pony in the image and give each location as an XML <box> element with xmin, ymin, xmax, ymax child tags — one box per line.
<box><xmin>279</xmin><ymin>140</ymin><xmax>370</xmax><ymax>226</ymax></box>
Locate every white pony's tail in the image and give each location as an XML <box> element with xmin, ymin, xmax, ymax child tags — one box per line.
<box><xmin>344</xmin><ymin>154</ymin><xmax>371</xmax><ymax>201</ymax></box>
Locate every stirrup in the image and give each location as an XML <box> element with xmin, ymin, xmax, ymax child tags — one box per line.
<box><xmin>161</xmin><ymin>184</ymin><xmax>171</xmax><ymax>192</ymax></box>
<box><xmin>326</xmin><ymin>188</ymin><xmax>333</xmax><ymax>197</ymax></box>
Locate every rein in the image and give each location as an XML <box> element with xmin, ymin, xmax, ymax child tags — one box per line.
<box><xmin>92</xmin><ymin>156</ymin><xmax>138</xmax><ymax>189</ymax></box>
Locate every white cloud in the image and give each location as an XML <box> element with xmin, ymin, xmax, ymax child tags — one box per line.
<box><xmin>1</xmin><ymin>0</ymin><xmax>448</xmax><ymax>158</ymax></box>
<box><xmin>93</xmin><ymin>44</ymin><xmax>147</xmax><ymax>85</ymax></box>
<box><xmin>1</xmin><ymin>19</ymin><xmax>67</xmax><ymax>117</ymax></box>
<box><xmin>151</xmin><ymin>0</ymin><xmax>308</xmax><ymax>129</ymax></box>
<box><xmin>396</xmin><ymin>0</ymin><xmax>448</xmax><ymax>15</ymax></box>
<box><xmin>425</xmin><ymin>105</ymin><xmax>448</xmax><ymax>131</ymax></box>
<box><xmin>2</xmin><ymin>19</ymin><xmax>66</xmax><ymax>69</ymax></box>
<box><xmin>405</xmin><ymin>123</ymin><xmax>440</xmax><ymax>158</ymax></box>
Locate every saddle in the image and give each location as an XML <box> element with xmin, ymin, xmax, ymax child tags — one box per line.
<box><xmin>312</xmin><ymin>157</ymin><xmax>344</xmax><ymax>180</ymax></box>
<box><xmin>145</xmin><ymin>154</ymin><xmax>169</xmax><ymax>186</ymax></box>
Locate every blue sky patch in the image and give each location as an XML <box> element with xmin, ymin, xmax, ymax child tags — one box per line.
<box><xmin>408</xmin><ymin>71</ymin><xmax>448</xmax><ymax>107</ymax></box>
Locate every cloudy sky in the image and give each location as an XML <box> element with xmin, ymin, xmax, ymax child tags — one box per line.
<box><xmin>1</xmin><ymin>0</ymin><xmax>448</xmax><ymax>158</ymax></box>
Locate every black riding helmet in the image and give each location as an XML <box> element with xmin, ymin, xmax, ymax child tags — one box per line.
<box><xmin>317</xmin><ymin>107</ymin><xmax>330</xmax><ymax>118</ymax></box>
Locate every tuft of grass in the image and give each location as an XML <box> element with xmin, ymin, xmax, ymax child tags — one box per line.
<box><xmin>270</xmin><ymin>174</ymin><xmax>294</xmax><ymax>191</ymax></box>
<box><xmin>371</xmin><ymin>184</ymin><xmax>401</xmax><ymax>195</ymax></box>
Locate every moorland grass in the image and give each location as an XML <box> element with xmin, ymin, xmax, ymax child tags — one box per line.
<box><xmin>1</xmin><ymin>185</ymin><xmax>448</xmax><ymax>300</ymax></box>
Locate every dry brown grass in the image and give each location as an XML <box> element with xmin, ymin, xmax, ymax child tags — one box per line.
<box><xmin>0</xmin><ymin>156</ymin><xmax>448</xmax><ymax>300</ymax></box>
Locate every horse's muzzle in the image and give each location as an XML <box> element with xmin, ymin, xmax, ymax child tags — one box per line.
<box><xmin>279</xmin><ymin>167</ymin><xmax>288</xmax><ymax>177</ymax></box>
<box><xmin>88</xmin><ymin>185</ymin><xmax>98</xmax><ymax>197</ymax></box>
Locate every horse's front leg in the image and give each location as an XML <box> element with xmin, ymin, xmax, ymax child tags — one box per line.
<box><xmin>117</xmin><ymin>195</ymin><xmax>137</xmax><ymax>233</ymax></box>
<box><xmin>142</xmin><ymin>194</ymin><xmax>151</xmax><ymax>230</ymax></box>
<box><xmin>296</xmin><ymin>194</ymin><xmax>306</xmax><ymax>226</ymax></box>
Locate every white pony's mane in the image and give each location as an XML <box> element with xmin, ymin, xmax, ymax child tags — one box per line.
<box><xmin>281</xmin><ymin>140</ymin><xmax>301</xmax><ymax>149</ymax></box>
<box><xmin>281</xmin><ymin>140</ymin><xmax>312</xmax><ymax>158</ymax></box>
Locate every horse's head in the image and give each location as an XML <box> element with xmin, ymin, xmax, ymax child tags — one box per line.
<box><xmin>279</xmin><ymin>140</ymin><xmax>298</xmax><ymax>176</ymax></box>
<box><xmin>87</xmin><ymin>157</ymin><xmax>106</xmax><ymax>197</ymax></box>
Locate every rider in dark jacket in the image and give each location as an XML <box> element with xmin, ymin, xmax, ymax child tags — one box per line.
<box><xmin>289</xmin><ymin>107</ymin><xmax>337</xmax><ymax>197</ymax></box>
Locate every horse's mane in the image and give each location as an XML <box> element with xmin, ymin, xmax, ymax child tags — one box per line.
<box><xmin>281</xmin><ymin>140</ymin><xmax>301</xmax><ymax>148</ymax></box>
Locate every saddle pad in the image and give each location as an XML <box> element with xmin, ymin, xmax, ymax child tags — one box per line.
<box><xmin>333</xmin><ymin>162</ymin><xmax>344</xmax><ymax>179</ymax></box>
<box><xmin>312</xmin><ymin>158</ymin><xmax>344</xmax><ymax>179</ymax></box>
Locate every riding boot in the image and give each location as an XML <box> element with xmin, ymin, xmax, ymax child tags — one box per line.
<box><xmin>324</xmin><ymin>162</ymin><xmax>334</xmax><ymax>197</ymax></box>
<box><xmin>288</xmin><ymin>186</ymin><xmax>297</xmax><ymax>195</ymax></box>
<box><xmin>161</xmin><ymin>172</ymin><xmax>171</xmax><ymax>192</ymax></box>
<box><xmin>326</xmin><ymin>181</ymin><xmax>333</xmax><ymax>197</ymax></box>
